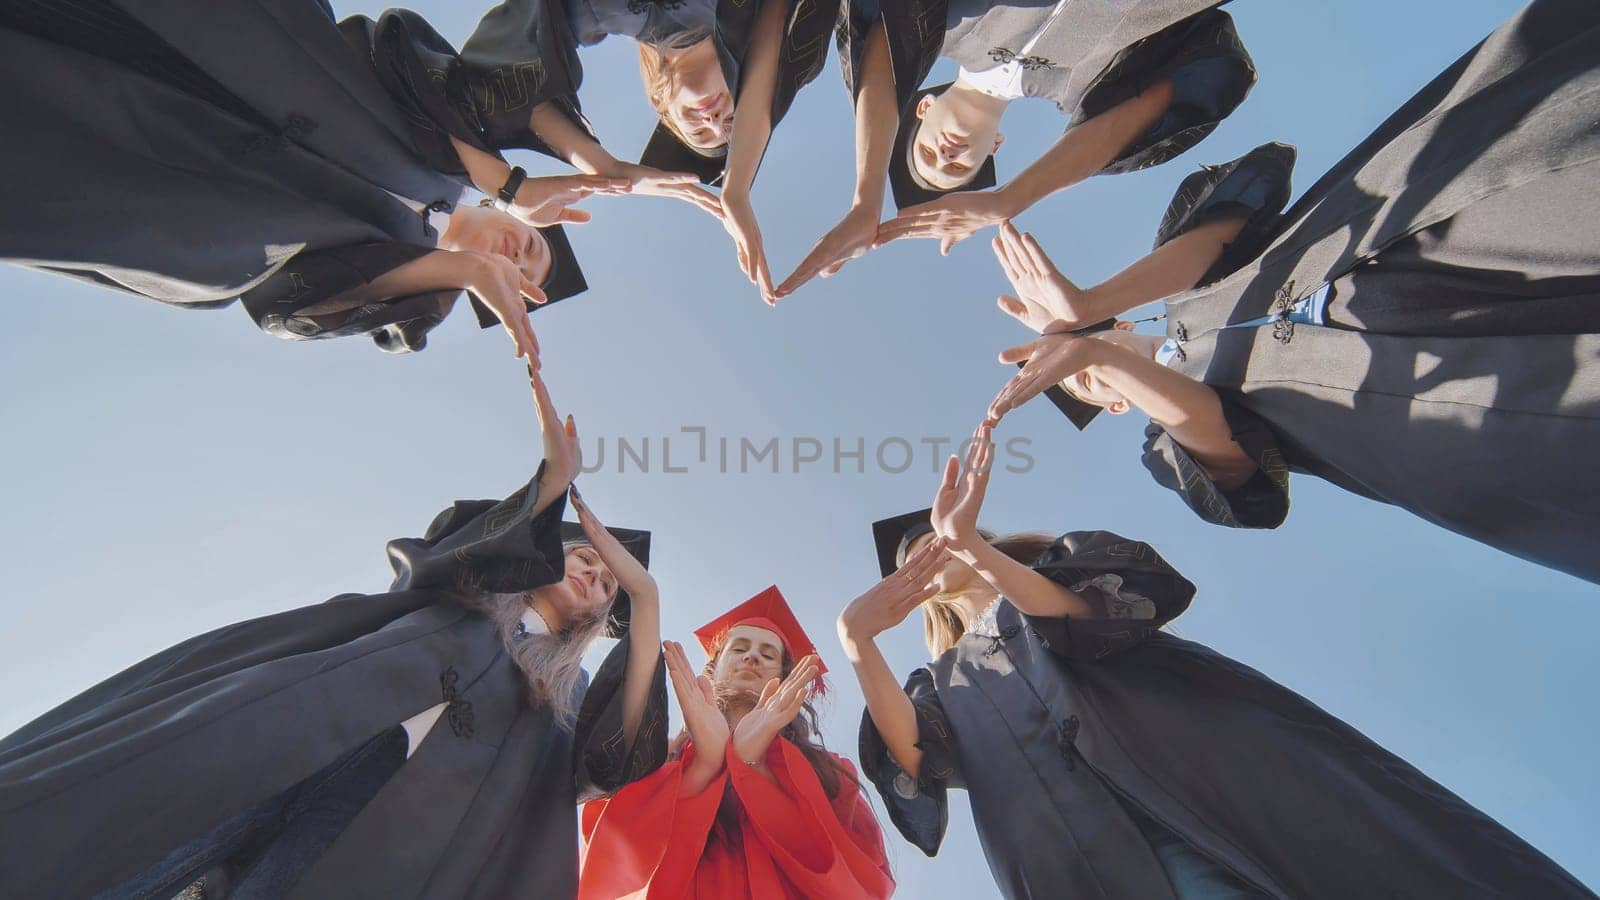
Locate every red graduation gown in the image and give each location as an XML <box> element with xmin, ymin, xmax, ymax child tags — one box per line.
<box><xmin>579</xmin><ymin>737</ymin><xmax>894</xmax><ymax>899</ymax></box>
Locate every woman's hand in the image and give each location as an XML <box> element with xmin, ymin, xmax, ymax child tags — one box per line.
<box><xmin>665</xmin><ymin>641</ymin><xmax>730</xmax><ymax>766</ymax></box>
<box><xmin>930</xmin><ymin>424</ymin><xmax>994</xmax><ymax>548</ymax></box>
<box><xmin>986</xmin><ymin>333</ymin><xmax>1101</xmax><ymax>422</ymax></box>
<box><xmin>463</xmin><ymin>251</ymin><xmax>543</xmax><ymax>360</ymax></box>
<box><xmin>510</xmin><ymin>173</ymin><xmax>631</xmax><ymax>227</ymax></box>
<box><xmin>569</xmin><ymin>485</ymin><xmax>658</xmax><ymax>605</ymax></box>
<box><xmin>732</xmin><ymin>655</ymin><xmax>820</xmax><ymax>764</ymax></box>
<box><xmin>720</xmin><ymin>188</ymin><xmax>775</xmax><ymax>303</ymax></box>
<box><xmin>837</xmin><ymin>535</ymin><xmax>947</xmax><ymax>648</ymax></box>
<box><xmin>528</xmin><ymin>364</ymin><xmax>579</xmax><ymax>493</ymax></box>
<box><xmin>774</xmin><ymin>203</ymin><xmax>881</xmax><ymax>299</ymax></box>
<box><xmin>600</xmin><ymin>162</ymin><xmax>724</xmax><ymax>219</ymax></box>
<box><xmin>874</xmin><ymin>189</ymin><xmax>1020</xmax><ymax>256</ymax></box>
<box><xmin>993</xmin><ymin>221</ymin><xmax>1096</xmax><ymax>332</ymax></box>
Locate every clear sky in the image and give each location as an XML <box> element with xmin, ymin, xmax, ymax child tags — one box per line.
<box><xmin>0</xmin><ymin>0</ymin><xmax>1594</xmax><ymax>895</ymax></box>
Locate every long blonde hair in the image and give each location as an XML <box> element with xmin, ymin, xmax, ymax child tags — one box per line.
<box><xmin>922</xmin><ymin>533</ymin><xmax>1057</xmax><ymax>657</ymax></box>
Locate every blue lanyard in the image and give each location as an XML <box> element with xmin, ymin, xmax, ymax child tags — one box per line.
<box><xmin>1157</xmin><ymin>282</ymin><xmax>1332</xmax><ymax>366</ymax></box>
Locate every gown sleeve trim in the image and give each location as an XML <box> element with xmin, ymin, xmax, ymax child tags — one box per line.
<box><xmin>1139</xmin><ymin>397</ymin><xmax>1292</xmax><ymax>530</ymax></box>
<box><xmin>857</xmin><ymin>665</ymin><xmax>954</xmax><ymax>856</ymax></box>
<box><xmin>574</xmin><ymin>636</ymin><xmax>669</xmax><ymax>800</ymax></box>
<box><xmin>1076</xmin><ymin>8</ymin><xmax>1256</xmax><ymax>176</ymax></box>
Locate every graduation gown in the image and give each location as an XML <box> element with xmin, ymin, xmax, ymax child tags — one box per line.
<box><xmin>0</xmin><ymin>0</ymin><xmax>583</xmax><ymax>352</ymax></box>
<box><xmin>0</xmin><ymin>466</ymin><xmax>669</xmax><ymax>899</ymax></box>
<box><xmin>835</xmin><ymin>0</ymin><xmax>1256</xmax><ymax>193</ymax></box>
<box><xmin>1137</xmin><ymin>0</ymin><xmax>1600</xmax><ymax>583</ymax></box>
<box><xmin>859</xmin><ymin>532</ymin><xmax>1593</xmax><ymax>900</ymax></box>
<box><xmin>579</xmin><ymin>738</ymin><xmax>893</xmax><ymax>899</ymax></box>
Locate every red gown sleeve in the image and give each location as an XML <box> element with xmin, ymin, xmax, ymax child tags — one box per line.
<box><xmin>725</xmin><ymin>740</ymin><xmax>896</xmax><ymax>899</ymax></box>
<box><xmin>579</xmin><ymin>745</ymin><xmax>728</xmax><ymax>900</ymax></box>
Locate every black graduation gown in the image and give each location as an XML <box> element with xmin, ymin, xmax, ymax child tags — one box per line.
<box><xmin>1137</xmin><ymin>0</ymin><xmax>1600</xmax><ymax>583</ymax></box>
<box><xmin>0</xmin><ymin>468</ymin><xmax>669</xmax><ymax>899</ymax></box>
<box><xmin>859</xmin><ymin>532</ymin><xmax>1593</xmax><ymax>900</ymax></box>
<box><xmin>834</xmin><ymin>0</ymin><xmax>1256</xmax><ymax>197</ymax></box>
<box><xmin>0</xmin><ymin>0</ymin><xmax>583</xmax><ymax>352</ymax></box>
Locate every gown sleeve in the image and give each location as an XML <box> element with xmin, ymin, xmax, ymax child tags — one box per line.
<box><xmin>1074</xmin><ymin>8</ymin><xmax>1256</xmax><ymax>176</ymax></box>
<box><xmin>1020</xmin><ymin>531</ymin><xmax>1198</xmax><ymax>660</ymax></box>
<box><xmin>343</xmin><ymin>3</ymin><xmax>591</xmax><ymax>171</ymax></box>
<box><xmin>1140</xmin><ymin>395</ymin><xmax>1292</xmax><ymax>530</ymax></box>
<box><xmin>239</xmin><ymin>242</ymin><xmax>460</xmax><ymax>354</ymax></box>
<box><xmin>725</xmin><ymin>742</ymin><xmax>896</xmax><ymax>897</ymax></box>
<box><xmin>572</xmin><ymin>634</ymin><xmax>671</xmax><ymax>801</ymax></box>
<box><xmin>836</xmin><ymin>0</ymin><xmax>949</xmax><ymax>112</ymax></box>
<box><xmin>1152</xmin><ymin>140</ymin><xmax>1297</xmax><ymax>285</ymax></box>
<box><xmin>858</xmin><ymin>666</ymin><xmax>960</xmax><ymax>856</ymax></box>
<box><xmin>577</xmin><ymin>747</ymin><xmax>728</xmax><ymax>900</ymax></box>
<box><xmin>385</xmin><ymin>461</ymin><xmax>569</xmax><ymax>593</ymax></box>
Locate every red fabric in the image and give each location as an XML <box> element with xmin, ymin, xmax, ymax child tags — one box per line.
<box><xmin>579</xmin><ymin>739</ymin><xmax>893</xmax><ymax>900</ymax></box>
<box><xmin>690</xmin><ymin>587</ymin><xmax>828</xmax><ymax>683</ymax></box>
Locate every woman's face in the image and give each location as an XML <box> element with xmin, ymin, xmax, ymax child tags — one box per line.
<box><xmin>906</xmin><ymin>532</ymin><xmax>982</xmax><ymax>594</ymax></box>
<box><xmin>666</xmin><ymin>39</ymin><xmax>734</xmax><ymax>150</ymax></box>
<box><xmin>912</xmin><ymin>91</ymin><xmax>1004</xmax><ymax>191</ymax></box>
<box><xmin>711</xmin><ymin>624</ymin><xmax>786</xmax><ymax>691</ymax></box>
<box><xmin>555</xmin><ymin>544</ymin><xmax>618</xmax><ymax>622</ymax></box>
<box><xmin>442</xmin><ymin>205</ymin><xmax>553</xmax><ymax>286</ymax></box>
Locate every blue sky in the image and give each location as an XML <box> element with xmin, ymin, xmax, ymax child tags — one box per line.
<box><xmin>0</xmin><ymin>0</ymin><xmax>1594</xmax><ymax>894</ymax></box>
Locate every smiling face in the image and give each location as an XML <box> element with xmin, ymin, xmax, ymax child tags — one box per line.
<box><xmin>911</xmin><ymin>91</ymin><xmax>1005</xmax><ymax>191</ymax></box>
<box><xmin>439</xmin><ymin>204</ymin><xmax>553</xmax><ymax>286</ymax></box>
<box><xmin>551</xmin><ymin>542</ymin><xmax>619</xmax><ymax>624</ymax></box>
<box><xmin>642</xmin><ymin>38</ymin><xmax>734</xmax><ymax>152</ymax></box>
<box><xmin>710</xmin><ymin>624</ymin><xmax>786</xmax><ymax>692</ymax></box>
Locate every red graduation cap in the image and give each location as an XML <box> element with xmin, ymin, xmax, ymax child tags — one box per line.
<box><xmin>692</xmin><ymin>585</ymin><xmax>828</xmax><ymax>694</ymax></box>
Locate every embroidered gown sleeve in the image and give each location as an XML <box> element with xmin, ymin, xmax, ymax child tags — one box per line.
<box><xmin>343</xmin><ymin>3</ymin><xmax>590</xmax><ymax>169</ymax></box>
<box><xmin>1020</xmin><ymin>531</ymin><xmax>1198</xmax><ymax>660</ymax></box>
<box><xmin>858</xmin><ymin>666</ymin><xmax>961</xmax><ymax>856</ymax></box>
<box><xmin>573</xmin><ymin>637</ymin><xmax>670</xmax><ymax>801</ymax></box>
<box><xmin>1141</xmin><ymin>397</ymin><xmax>1293</xmax><ymax>530</ymax></box>
<box><xmin>1075</xmin><ymin>9</ymin><xmax>1256</xmax><ymax>175</ymax></box>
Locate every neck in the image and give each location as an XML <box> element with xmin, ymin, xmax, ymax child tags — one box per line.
<box><xmin>953</xmin><ymin>588</ymin><xmax>1000</xmax><ymax>631</ymax></box>
<box><xmin>947</xmin><ymin>78</ymin><xmax>1013</xmax><ymax>116</ymax></box>
<box><xmin>526</xmin><ymin>589</ymin><xmax>566</xmax><ymax>632</ymax></box>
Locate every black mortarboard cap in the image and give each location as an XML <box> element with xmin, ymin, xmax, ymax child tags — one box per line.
<box><xmin>469</xmin><ymin>224</ymin><xmax>589</xmax><ymax>328</ymax></box>
<box><xmin>890</xmin><ymin>83</ymin><xmax>998</xmax><ymax>210</ymax></box>
<box><xmin>560</xmin><ymin>522</ymin><xmax>651</xmax><ymax>638</ymax></box>
<box><xmin>871</xmin><ymin>508</ymin><xmax>996</xmax><ymax>578</ymax></box>
<box><xmin>1031</xmin><ymin>318</ymin><xmax>1118</xmax><ymax>430</ymax></box>
<box><xmin>639</xmin><ymin>121</ymin><xmax>729</xmax><ymax>186</ymax></box>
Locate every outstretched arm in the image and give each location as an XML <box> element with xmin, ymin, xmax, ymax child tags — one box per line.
<box><xmin>776</xmin><ymin>21</ymin><xmax>899</xmax><ymax>297</ymax></box>
<box><xmin>719</xmin><ymin>0</ymin><xmax>794</xmax><ymax>299</ymax></box>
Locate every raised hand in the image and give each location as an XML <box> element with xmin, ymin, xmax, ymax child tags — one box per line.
<box><xmin>732</xmin><ymin>654</ymin><xmax>821</xmax><ymax>764</ymax></box>
<box><xmin>529</xmin><ymin>364</ymin><xmax>579</xmax><ymax>491</ymax></box>
<box><xmin>993</xmin><ymin>221</ymin><xmax>1096</xmax><ymax>332</ymax></box>
<box><xmin>464</xmin><ymin>252</ymin><xmax>543</xmax><ymax>361</ymax></box>
<box><xmin>836</xmin><ymin>535</ymin><xmax>947</xmax><ymax>645</ymax></box>
<box><xmin>509</xmin><ymin>173</ymin><xmax>631</xmax><ymax>227</ymax></box>
<box><xmin>721</xmin><ymin>188</ymin><xmax>775</xmax><ymax>303</ymax></box>
<box><xmin>986</xmin><ymin>333</ymin><xmax>1098</xmax><ymax>423</ymax></box>
<box><xmin>602</xmin><ymin>162</ymin><xmax>724</xmax><ymax>219</ymax></box>
<box><xmin>665</xmin><ymin>640</ymin><xmax>731</xmax><ymax>755</ymax></box>
<box><xmin>569</xmin><ymin>485</ymin><xmax>657</xmax><ymax>604</ymax></box>
<box><xmin>774</xmin><ymin>204</ymin><xmax>880</xmax><ymax>298</ymax></box>
<box><xmin>930</xmin><ymin>423</ymin><xmax>994</xmax><ymax>546</ymax></box>
<box><xmin>874</xmin><ymin>190</ymin><xmax>1018</xmax><ymax>256</ymax></box>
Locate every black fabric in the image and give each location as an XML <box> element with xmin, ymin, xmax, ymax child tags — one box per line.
<box><xmin>1078</xmin><ymin>8</ymin><xmax>1256</xmax><ymax>176</ymax></box>
<box><xmin>1148</xmin><ymin>0</ymin><xmax>1600</xmax><ymax>582</ymax></box>
<box><xmin>860</xmin><ymin>535</ymin><xmax>1593</xmax><ymax>899</ymax></box>
<box><xmin>0</xmin><ymin>468</ymin><xmax>670</xmax><ymax>899</ymax></box>
<box><xmin>1140</xmin><ymin>395</ymin><xmax>1291</xmax><ymax>530</ymax></box>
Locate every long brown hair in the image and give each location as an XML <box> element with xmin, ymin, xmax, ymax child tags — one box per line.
<box><xmin>678</xmin><ymin>632</ymin><xmax>860</xmax><ymax>801</ymax></box>
<box><xmin>923</xmin><ymin>532</ymin><xmax>1057</xmax><ymax>657</ymax></box>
